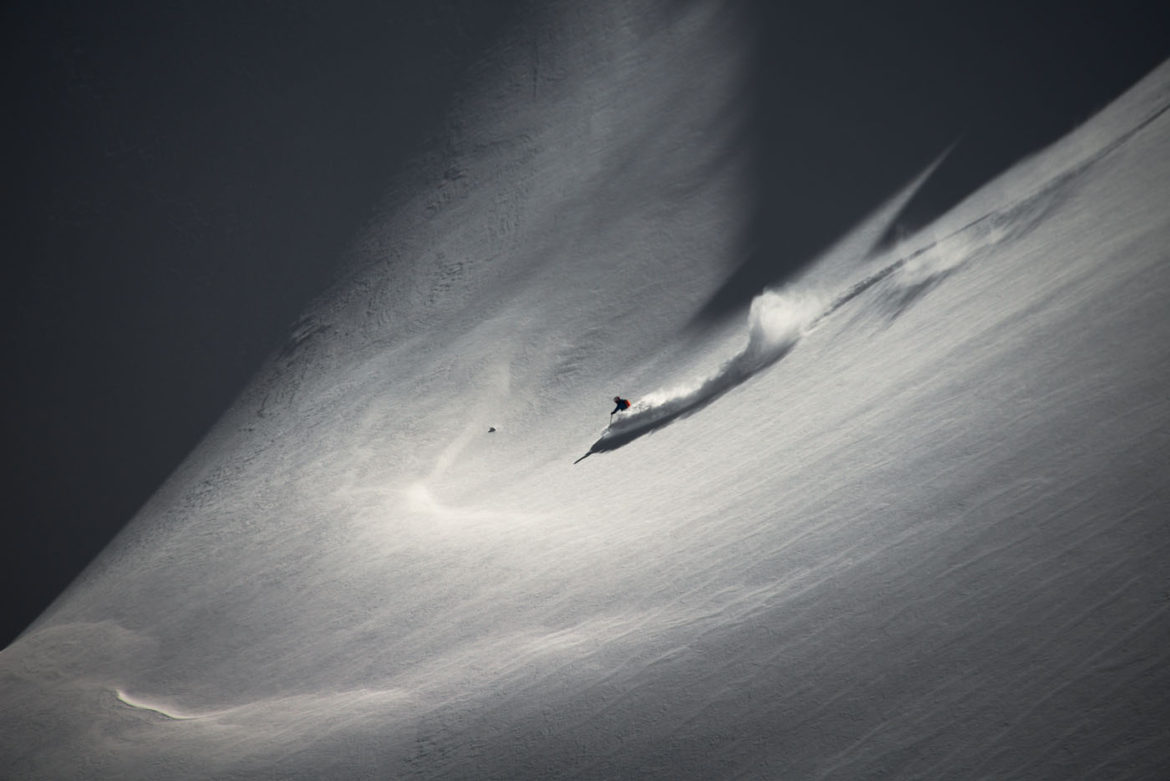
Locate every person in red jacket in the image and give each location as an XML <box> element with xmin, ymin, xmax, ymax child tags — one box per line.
<box><xmin>611</xmin><ymin>396</ymin><xmax>631</xmax><ymax>415</ymax></box>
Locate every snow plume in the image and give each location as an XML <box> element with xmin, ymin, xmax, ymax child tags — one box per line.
<box><xmin>741</xmin><ymin>288</ymin><xmax>826</xmax><ymax>367</ymax></box>
<box><xmin>584</xmin><ymin>288</ymin><xmax>825</xmax><ymax>456</ymax></box>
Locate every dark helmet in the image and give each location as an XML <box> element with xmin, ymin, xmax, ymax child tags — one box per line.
<box><xmin>613</xmin><ymin>396</ymin><xmax>622</xmax><ymax>402</ymax></box>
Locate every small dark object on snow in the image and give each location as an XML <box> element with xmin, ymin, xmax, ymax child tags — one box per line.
<box><xmin>488</xmin><ymin>426</ymin><xmax>496</xmax><ymax>432</ymax></box>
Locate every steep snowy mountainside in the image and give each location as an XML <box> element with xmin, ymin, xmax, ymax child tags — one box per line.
<box><xmin>2</xmin><ymin>0</ymin><xmax>1168</xmax><ymax>772</ymax></box>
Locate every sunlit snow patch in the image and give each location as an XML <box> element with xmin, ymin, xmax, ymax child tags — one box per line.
<box><xmin>115</xmin><ymin>688</ymin><xmax>204</xmax><ymax>721</ymax></box>
<box><xmin>580</xmin><ymin>288</ymin><xmax>825</xmax><ymax>458</ymax></box>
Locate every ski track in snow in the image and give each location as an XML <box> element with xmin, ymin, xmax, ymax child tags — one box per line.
<box><xmin>586</xmin><ymin>288</ymin><xmax>827</xmax><ymax>456</ymax></box>
<box><xmin>590</xmin><ymin>89</ymin><xmax>1170</xmax><ymax>463</ymax></box>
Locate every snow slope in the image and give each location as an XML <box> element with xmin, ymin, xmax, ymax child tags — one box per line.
<box><xmin>3</xmin><ymin>2</ymin><xmax>1170</xmax><ymax>778</ymax></box>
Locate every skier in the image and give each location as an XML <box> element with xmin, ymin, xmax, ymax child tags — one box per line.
<box><xmin>611</xmin><ymin>395</ymin><xmax>631</xmax><ymax>415</ymax></box>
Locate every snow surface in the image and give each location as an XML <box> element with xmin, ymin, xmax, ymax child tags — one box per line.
<box><xmin>4</xmin><ymin>2</ymin><xmax>1170</xmax><ymax>778</ymax></box>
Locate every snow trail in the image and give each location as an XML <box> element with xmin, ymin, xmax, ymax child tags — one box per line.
<box><xmin>585</xmin><ymin>287</ymin><xmax>826</xmax><ymax>455</ymax></box>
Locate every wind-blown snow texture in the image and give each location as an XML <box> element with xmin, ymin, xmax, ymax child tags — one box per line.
<box><xmin>4</xmin><ymin>2</ymin><xmax>1170</xmax><ymax>779</ymax></box>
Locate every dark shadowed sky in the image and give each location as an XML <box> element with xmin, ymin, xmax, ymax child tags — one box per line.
<box><xmin>3</xmin><ymin>0</ymin><xmax>1168</xmax><ymax>646</ymax></box>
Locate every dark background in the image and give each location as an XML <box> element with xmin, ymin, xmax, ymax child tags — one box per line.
<box><xmin>4</xmin><ymin>0</ymin><xmax>1168</xmax><ymax>647</ymax></box>
<box><xmin>703</xmin><ymin>0</ymin><xmax>1170</xmax><ymax>316</ymax></box>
